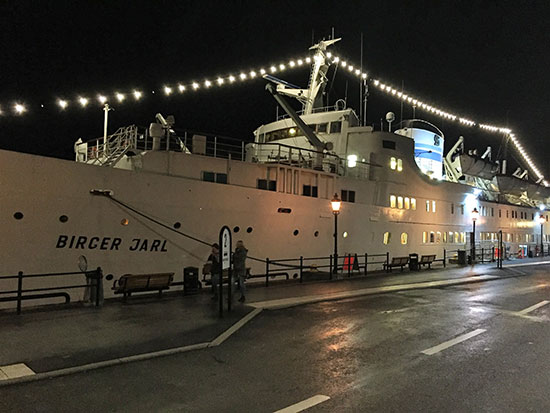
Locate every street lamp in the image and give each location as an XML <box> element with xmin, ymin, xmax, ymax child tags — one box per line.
<box><xmin>539</xmin><ymin>215</ymin><xmax>545</xmax><ymax>256</ymax></box>
<box><xmin>471</xmin><ymin>207</ymin><xmax>479</xmax><ymax>263</ymax></box>
<box><xmin>331</xmin><ymin>193</ymin><xmax>341</xmax><ymax>273</ymax></box>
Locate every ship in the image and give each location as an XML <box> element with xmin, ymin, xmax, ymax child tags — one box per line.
<box><xmin>1</xmin><ymin>38</ymin><xmax>548</xmax><ymax>306</ymax></box>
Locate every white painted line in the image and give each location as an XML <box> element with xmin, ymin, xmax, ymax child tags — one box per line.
<box><xmin>505</xmin><ymin>260</ymin><xmax>550</xmax><ymax>268</ymax></box>
<box><xmin>0</xmin><ymin>363</ymin><xmax>35</xmax><ymax>379</ymax></box>
<box><xmin>421</xmin><ymin>329</ymin><xmax>486</xmax><ymax>355</ymax></box>
<box><xmin>209</xmin><ymin>308</ymin><xmax>262</xmax><ymax>347</ymax></box>
<box><xmin>0</xmin><ymin>370</ymin><xmax>8</xmax><ymax>380</ymax></box>
<box><xmin>274</xmin><ymin>395</ymin><xmax>330</xmax><ymax>413</ymax></box>
<box><xmin>518</xmin><ymin>300</ymin><xmax>550</xmax><ymax>316</ymax></box>
<box><xmin>250</xmin><ymin>275</ymin><xmax>499</xmax><ymax>310</ymax></box>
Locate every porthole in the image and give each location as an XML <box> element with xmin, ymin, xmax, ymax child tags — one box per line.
<box><xmin>173</xmin><ymin>222</ymin><xmax>181</xmax><ymax>229</ymax></box>
<box><xmin>343</xmin><ymin>231</ymin><xmax>348</xmax><ymax>238</ymax></box>
<box><xmin>293</xmin><ymin>230</ymin><xmax>299</xmax><ymax>236</ymax></box>
<box><xmin>314</xmin><ymin>231</ymin><xmax>319</xmax><ymax>237</ymax></box>
<box><xmin>246</xmin><ymin>227</ymin><xmax>253</xmax><ymax>233</ymax></box>
<box><xmin>234</xmin><ymin>226</ymin><xmax>240</xmax><ymax>233</ymax></box>
<box><xmin>13</xmin><ymin>212</ymin><xmax>23</xmax><ymax>220</ymax></box>
<box><xmin>59</xmin><ymin>215</ymin><xmax>68</xmax><ymax>223</ymax></box>
<box><xmin>121</xmin><ymin>218</ymin><xmax>129</xmax><ymax>226</ymax></box>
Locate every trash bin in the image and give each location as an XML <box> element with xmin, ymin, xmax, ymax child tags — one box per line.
<box><xmin>409</xmin><ymin>253</ymin><xmax>419</xmax><ymax>271</ymax></box>
<box><xmin>457</xmin><ymin>250</ymin><xmax>467</xmax><ymax>265</ymax></box>
<box><xmin>183</xmin><ymin>266</ymin><xmax>200</xmax><ymax>295</ymax></box>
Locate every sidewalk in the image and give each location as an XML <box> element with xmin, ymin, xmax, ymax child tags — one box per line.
<box><xmin>1</xmin><ymin>256</ymin><xmax>548</xmax><ymax>383</ymax></box>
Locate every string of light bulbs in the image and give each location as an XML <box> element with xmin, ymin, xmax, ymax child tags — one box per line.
<box><xmin>1</xmin><ymin>49</ymin><xmax>546</xmax><ymax>186</ymax></box>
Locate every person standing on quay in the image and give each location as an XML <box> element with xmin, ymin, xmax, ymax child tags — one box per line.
<box><xmin>233</xmin><ymin>240</ymin><xmax>248</xmax><ymax>302</ymax></box>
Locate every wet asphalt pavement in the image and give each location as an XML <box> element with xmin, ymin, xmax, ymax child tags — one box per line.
<box><xmin>2</xmin><ymin>265</ymin><xmax>550</xmax><ymax>412</ymax></box>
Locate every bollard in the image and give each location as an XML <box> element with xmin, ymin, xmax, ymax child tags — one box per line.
<box><xmin>329</xmin><ymin>254</ymin><xmax>333</xmax><ymax>280</ymax></box>
<box><xmin>386</xmin><ymin>252</ymin><xmax>390</xmax><ymax>272</ymax></box>
<box><xmin>299</xmin><ymin>256</ymin><xmax>303</xmax><ymax>283</ymax></box>
<box><xmin>265</xmin><ymin>258</ymin><xmax>270</xmax><ymax>287</ymax></box>
<box><xmin>17</xmin><ymin>271</ymin><xmax>23</xmax><ymax>315</ymax></box>
<box><xmin>481</xmin><ymin>248</ymin><xmax>484</xmax><ymax>264</ymax></box>
<box><xmin>364</xmin><ymin>253</ymin><xmax>368</xmax><ymax>275</ymax></box>
<box><xmin>492</xmin><ymin>246</ymin><xmax>495</xmax><ymax>262</ymax></box>
<box><xmin>348</xmin><ymin>253</ymin><xmax>351</xmax><ymax>277</ymax></box>
<box><xmin>95</xmin><ymin>267</ymin><xmax>103</xmax><ymax>307</ymax></box>
<box><xmin>443</xmin><ymin>249</ymin><xmax>447</xmax><ymax>268</ymax></box>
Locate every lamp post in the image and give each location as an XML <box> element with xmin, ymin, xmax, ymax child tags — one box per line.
<box><xmin>471</xmin><ymin>207</ymin><xmax>479</xmax><ymax>263</ymax></box>
<box><xmin>331</xmin><ymin>194</ymin><xmax>341</xmax><ymax>273</ymax></box>
<box><xmin>539</xmin><ymin>215</ymin><xmax>545</xmax><ymax>256</ymax></box>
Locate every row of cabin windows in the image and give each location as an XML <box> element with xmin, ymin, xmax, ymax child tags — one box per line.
<box><xmin>389</xmin><ymin>157</ymin><xmax>403</xmax><ymax>172</ymax></box>
<box><xmin>390</xmin><ymin>195</ymin><xmax>417</xmax><ymax>210</ymax></box>
<box><xmin>426</xmin><ymin>200</ymin><xmax>437</xmax><ymax>213</ymax></box>
<box><xmin>383</xmin><ymin>232</ymin><xmax>408</xmax><ymax>245</ymax></box>
<box><xmin>423</xmin><ymin>231</ymin><xmax>467</xmax><ymax>244</ymax></box>
<box><xmin>262</xmin><ymin>121</ymin><xmax>342</xmax><ymax>142</ymax></box>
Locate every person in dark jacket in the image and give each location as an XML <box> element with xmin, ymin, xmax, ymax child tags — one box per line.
<box><xmin>233</xmin><ymin>240</ymin><xmax>248</xmax><ymax>302</ymax></box>
<box><xmin>207</xmin><ymin>243</ymin><xmax>220</xmax><ymax>300</ymax></box>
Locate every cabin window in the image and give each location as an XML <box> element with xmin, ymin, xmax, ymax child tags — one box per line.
<box><xmin>436</xmin><ymin>231</ymin><xmax>442</xmax><ymax>243</ymax></box>
<box><xmin>451</xmin><ymin>203</ymin><xmax>454</xmax><ymax>214</ymax></box>
<box><xmin>461</xmin><ymin>232</ymin><xmax>466</xmax><ymax>243</ymax></box>
<box><xmin>432</xmin><ymin>201</ymin><xmax>436</xmax><ymax>213</ymax></box>
<box><xmin>411</xmin><ymin>198</ymin><xmax>417</xmax><ymax>210</ymax></box>
<box><xmin>316</xmin><ymin>123</ymin><xmax>328</xmax><ymax>133</ymax></box>
<box><xmin>454</xmin><ymin>232</ymin><xmax>460</xmax><ymax>243</ymax></box>
<box><xmin>422</xmin><ymin>231</ymin><xmax>428</xmax><ymax>243</ymax></box>
<box><xmin>461</xmin><ymin>204</ymin><xmax>464</xmax><ymax>215</ymax></box>
<box><xmin>491</xmin><ymin>208</ymin><xmax>494</xmax><ymax>217</ymax></box>
<box><xmin>397</xmin><ymin>159</ymin><xmax>403</xmax><ymax>172</ymax></box>
<box><xmin>426</xmin><ymin>200</ymin><xmax>430</xmax><ymax>212</ymax></box>
<box><xmin>404</xmin><ymin>197</ymin><xmax>410</xmax><ymax>210</ymax></box>
<box><xmin>443</xmin><ymin>232</ymin><xmax>448</xmax><ymax>243</ymax></box>
<box><xmin>390</xmin><ymin>195</ymin><xmax>397</xmax><ymax>208</ymax></box>
<box><xmin>383</xmin><ymin>232</ymin><xmax>391</xmax><ymax>245</ymax></box>
<box><xmin>329</xmin><ymin>121</ymin><xmax>342</xmax><ymax>133</ymax></box>
<box><xmin>401</xmin><ymin>233</ymin><xmax>408</xmax><ymax>245</ymax></box>
<box><xmin>277</xmin><ymin>208</ymin><xmax>292</xmax><ymax>214</ymax></box>
<box><xmin>341</xmin><ymin>190</ymin><xmax>356</xmax><ymax>203</ymax></box>
<box><xmin>302</xmin><ymin>185</ymin><xmax>318</xmax><ymax>197</ymax></box>
<box><xmin>202</xmin><ymin>171</ymin><xmax>215</xmax><ymax>182</ymax></box>
<box><xmin>430</xmin><ymin>232</ymin><xmax>435</xmax><ymax>243</ymax></box>
<box><xmin>448</xmin><ymin>232</ymin><xmax>454</xmax><ymax>243</ymax></box>
<box><xmin>257</xmin><ymin>179</ymin><xmax>276</xmax><ymax>191</ymax></box>
<box><xmin>397</xmin><ymin>196</ymin><xmax>404</xmax><ymax>209</ymax></box>
<box><xmin>390</xmin><ymin>157</ymin><xmax>397</xmax><ymax>170</ymax></box>
<box><xmin>532</xmin><ymin>213</ymin><xmax>535</xmax><ymax>220</ymax></box>
<box><xmin>216</xmin><ymin>173</ymin><xmax>227</xmax><ymax>184</ymax></box>
<box><xmin>506</xmin><ymin>233</ymin><xmax>512</xmax><ymax>242</ymax></box>
<box><xmin>382</xmin><ymin>140</ymin><xmax>396</xmax><ymax>150</ymax></box>
<box><xmin>499</xmin><ymin>209</ymin><xmax>501</xmax><ymax>218</ymax></box>
<box><xmin>506</xmin><ymin>210</ymin><xmax>509</xmax><ymax>218</ymax></box>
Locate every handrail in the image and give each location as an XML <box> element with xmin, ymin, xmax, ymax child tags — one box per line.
<box><xmin>0</xmin><ymin>267</ymin><xmax>103</xmax><ymax>315</ymax></box>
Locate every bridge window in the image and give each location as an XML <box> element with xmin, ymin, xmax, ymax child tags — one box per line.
<box><xmin>383</xmin><ymin>140</ymin><xmax>396</xmax><ymax>150</ymax></box>
<box><xmin>202</xmin><ymin>171</ymin><xmax>227</xmax><ymax>184</ymax></box>
<box><xmin>341</xmin><ymin>190</ymin><xmax>355</xmax><ymax>203</ymax></box>
<box><xmin>329</xmin><ymin>121</ymin><xmax>342</xmax><ymax>133</ymax></box>
<box><xmin>316</xmin><ymin>123</ymin><xmax>328</xmax><ymax>133</ymax></box>
<box><xmin>302</xmin><ymin>185</ymin><xmax>318</xmax><ymax>197</ymax></box>
<box><xmin>258</xmin><ymin>179</ymin><xmax>276</xmax><ymax>191</ymax></box>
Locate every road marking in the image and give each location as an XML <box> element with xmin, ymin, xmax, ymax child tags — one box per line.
<box><xmin>209</xmin><ymin>308</ymin><xmax>262</xmax><ymax>347</ymax></box>
<box><xmin>274</xmin><ymin>395</ymin><xmax>330</xmax><ymax>413</ymax></box>
<box><xmin>0</xmin><ymin>363</ymin><xmax>35</xmax><ymax>380</ymax></box>
<box><xmin>421</xmin><ymin>329</ymin><xmax>486</xmax><ymax>355</ymax></box>
<box><xmin>517</xmin><ymin>300</ymin><xmax>550</xmax><ymax>315</ymax></box>
<box><xmin>504</xmin><ymin>260</ymin><xmax>550</xmax><ymax>268</ymax></box>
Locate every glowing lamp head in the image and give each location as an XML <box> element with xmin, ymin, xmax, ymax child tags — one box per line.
<box><xmin>115</xmin><ymin>93</ymin><xmax>125</xmax><ymax>102</ymax></box>
<box><xmin>133</xmin><ymin>90</ymin><xmax>143</xmax><ymax>99</ymax></box>
<box><xmin>57</xmin><ymin>99</ymin><xmax>68</xmax><ymax>109</ymax></box>
<box><xmin>289</xmin><ymin>128</ymin><xmax>296</xmax><ymax>136</ymax></box>
<box><xmin>98</xmin><ymin>95</ymin><xmax>107</xmax><ymax>104</ymax></box>
<box><xmin>471</xmin><ymin>208</ymin><xmax>479</xmax><ymax>222</ymax></box>
<box><xmin>539</xmin><ymin>215</ymin><xmax>546</xmax><ymax>225</ymax></box>
<box><xmin>331</xmin><ymin>193</ymin><xmax>341</xmax><ymax>214</ymax></box>
<box><xmin>14</xmin><ymin>103</ymin><xmax>26</xmax><ymax>114</ymax></box>
<box><xmin>78</xmin><ymin>97</ymin><xmax>89</xmax><ymax>107</ymax></box>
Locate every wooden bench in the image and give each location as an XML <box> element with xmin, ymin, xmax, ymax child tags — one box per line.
<box><xmin>419</xmin><ymin>255</ymin><xmax>437</xmax><ymax>269</ymax></box>
<box><xmin>384</xmin><ymin>256</ymin><xmax>409</xmax><ymax>272</ymax></box>
<box><xmin>112</xmin><ymin>272</ymin><xmax>174</xmax><ymax>299</ymax></box>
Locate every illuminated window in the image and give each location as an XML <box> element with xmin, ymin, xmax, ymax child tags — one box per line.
<box><xmin>430</xmin><ymin>231</ymin><xmax>435</xmax><ymax>243</ymax></box>
<box><xmin>390</xmin><ymin>195</ymin><xmax>396</xmax><ymax>208</ymax></box>
<box><xmin>383</xmin><ymin>232</ymin><xmax>391</xmax><ymax>245</ymax></box>
<box><xmin>422</xmin><ymin>231</ymin><xmax>428</xmax><ymax>243</ymax></box>
<box><xmin>390</xmin><ymin>157</ymin><xmax>397</xmax><ymax>170</ymax></box>
<box><xmin>397</xmin><ymin>158</ymin><xmax>403</xmax><ymax>172</ymax></box>
<box><xmin>404</xmin><ymin>197</ymin><xmax>410</xmax><ymax>210</ymax></box>
<box><xmin>443</xmin><ymin>232</ymin><xmax>448</xmax><ymax>243</ymax></box>
<box><xmin>448</xmin><ymin>232</ymin><xmax>453</xmax><ymax>243</ymax></box>
<box><xmin>411</xmin><ymin>198</ymin><xmax>417</xmax><ymax>210</ymax></box>
<box><xmin>436</xmin><ymin>231</ymin><xmax>441</xmax><ymax>243</ymax></box>
<box><xmin>397</xmin><ymin>196</ymin><xmax>404</xmax><ymax>209</ymax></box>
<box><xmin>426</xmin><ymin>200</ymin><xmax>430</xmax><ymax>212</ymax></box>
<box><xmin>401</xmin><ymin>232</ymin><xmax>408</xmax><ymax>245</ymax></box>
<box><xmin>460</xmin><ymin>232</ymin><xmax>466</xmax><ymax>243</ymax></box>
<box><xmin>432</xmin><ymin>200</ymin><xmax>436</xmax><ymax>213</ymax></box>
<box><xmin>454</xmin><ymin>232</ymin><xmax>459</xmax><ymax>243</ymax></box>
<box><xmin>506</xmin><ymin>233</ymin><xmax>512</xmax><ymax>242</ymax></box>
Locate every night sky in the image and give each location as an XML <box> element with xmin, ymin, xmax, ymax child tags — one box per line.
<box><xmin>1</xmin><ymin>1</ymin><xmax>549</xmax><ymax>177</ymax></box>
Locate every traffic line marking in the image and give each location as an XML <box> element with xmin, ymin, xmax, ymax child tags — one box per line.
<box><xmin>518</xmin><ymin>300</ymin><xmax>550</xmax><ymax>315</ymax></box>
<box><xmin>209</xmin><ymin>308</ymin><xmax>262</xmax><ymax>347</ymax></box>
<box><xmin>421</xmin><ymin>329</ymin><xmax>486</xmax><ymax>355</ymax></box>
<box><xmin>274</xmin><ymin>395</ymin><xmax>330</xmax><ymax>413</ymax></box>
<box><xmin>0</xmin><ymin>363</ymin><xmax>35</xmax><ymax>380</ymax></box>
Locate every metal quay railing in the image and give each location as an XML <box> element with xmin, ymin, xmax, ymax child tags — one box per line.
<box><xmin>0</xmin><ymin>267</ymin><xmax>103</xmax><ymax>315</ymax></box>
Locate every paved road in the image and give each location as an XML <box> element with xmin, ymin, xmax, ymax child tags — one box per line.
<box><xmin>2</xmin><ymin>265</ymin><xmax>550</xmax><ymax>412</ymax></box>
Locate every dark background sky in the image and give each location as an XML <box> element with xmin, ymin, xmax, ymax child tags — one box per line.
<box><xmin>1</xmin><ymin>0</ymin><xmax>549</xmax><ymax>177</ymax></box>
